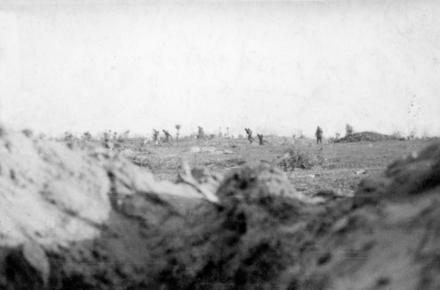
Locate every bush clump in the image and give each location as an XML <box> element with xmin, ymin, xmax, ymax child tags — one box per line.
<box><xmin>277</xmin><ymin>148</ymin><xmax>318</xmax><ymax>171</ymax></box>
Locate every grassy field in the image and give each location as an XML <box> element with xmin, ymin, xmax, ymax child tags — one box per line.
<box><xmin>119</xmin><ymin>136</ymin><xmax>433</xmax><ymax>197</ymax></box>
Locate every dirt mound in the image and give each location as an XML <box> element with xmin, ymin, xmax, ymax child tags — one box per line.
<box><xmin>1</xmin><ymin>128</ymin><xmax>440</xmax><ymax>289</ymax></box>
<box><xmin>0</xmin><ymin>128</ymin><xmax>204</xmax><ymax>289</ymax></box>
<box><xmin>143</xmin><ymin>142</ymin><xmax>440</xmax><ymax>290</ymax></box>
<box><xmin>156</xmin><ymin>166</ymin><xmax>308</xmax><ymax>290</ymax></box>
<box><xmin>0</xmin><ymin>129</ymin><xmax>111</xmax><ymax>248</ymax></box>
<box><xmin>355</xmin><ymin>141</ymin><xmax>440</xmax><ymax>202</ymax></box>
<box><xmin>335</xmin><ymin>131</ymin><xmax>401</xmax><ymax>143</ymax></box>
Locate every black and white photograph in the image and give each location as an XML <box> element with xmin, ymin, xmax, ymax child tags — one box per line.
<box><xmin>0</xmin><ymin>0</ymin><xmax>440</xmax><ymax>289</ymax></box>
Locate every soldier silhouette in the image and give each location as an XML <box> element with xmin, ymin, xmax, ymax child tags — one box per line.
<box><xmin>315</xmin><ymin>126</ymin><xmax>323</xmax><ymax>144</ymax></box>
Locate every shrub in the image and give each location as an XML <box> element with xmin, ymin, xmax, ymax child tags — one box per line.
<box><xmin>277</xmin><ymin>147</ymin><xmax>318</xmax><ymax>171</ymax></box>
<box><xmin>82</xmin><ymin>131</ymin><xmax>92</xmax><ymax>141</ymax></box>
<box><xmin>22</xmin><ymin>128</ymin><xmax>34</xmax><ymax>138</ymax></box>
<box><xmin>391</xmin><ymin>131</ymin><xmax>403</xmax><ymax>139</ymax></box>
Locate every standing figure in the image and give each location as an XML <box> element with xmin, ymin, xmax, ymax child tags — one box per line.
<box><xmin>257</xmin><ymin>134</ymin><xmax>264</xmax><ymax>145</ymax></box>
<box><xmin>244</xmin><ymin>128</ymin><xmax>255</xmax><ymax>144</ymax></box>
<box><xmin>162</xmin><ymin>129</ymin><xmax>172</xmax><ymax>143</ymax></box>
<box><xmin>152</xmin><ymin>129</ymin><xmax>159</xmax><ymax>145</ymax></box>
<box><xmin>197</xmin><ymin>126</ymin><xmax>205</xmax><ymax>139</ymax></box>
<box><xmin>175</xmin><ymin>124</ymin><xmax>181</xmax><ymax>142</ymax></box>
<box><xmin>102</xmin><ymin>131</ymin><xmax>112</xmax><ymax>149</ymax></box>
<box><xmin>315</xmin><ymin>126</ymin><xmax>323</xmax><ymax>144</ymax></box>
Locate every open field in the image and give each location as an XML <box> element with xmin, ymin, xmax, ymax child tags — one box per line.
<box><xmin>120</xmin><ymin>137</ymin><xmax>432</xmax><ymax>196</ymax></box>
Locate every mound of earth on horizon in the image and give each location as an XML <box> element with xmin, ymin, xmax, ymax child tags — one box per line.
<box><xmin>335</xmin><ymin>131</ymin><xmax>403</xmax><ymax>143</ymax></box>
<box><xmin>0</xmin><ymin>127</ymin><xmax>440</xmax><ymax>290</ymax></box>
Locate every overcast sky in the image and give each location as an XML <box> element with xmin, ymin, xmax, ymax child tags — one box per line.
<box><xmin>1</xmin><ymin>0</ymin><xmax>439</xmax><ymax>137</ymax></box>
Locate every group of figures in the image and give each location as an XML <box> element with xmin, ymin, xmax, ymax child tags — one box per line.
<box><xmin>245</xmin><ymin>126</ymin><xmax>324</xmax><ymax>146</ymax></box>
<box><xmin>150</xmin><ymin>126</ymin><xmax>223</xmax><ymax>144</ymax></box>
<box><xmin>149</xmin><ymin>126</ymin><xmax>325</xmax><ymax>146</ymax></box>
<box><xmin>244</xmin><ymin>128</ymin><xmax>265</xmax><ymax>145</ymax></box>
<box><xmin>152</xmin><ymin>129</ymin><xmax>172</xmax><ymax>144</ymax></box>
